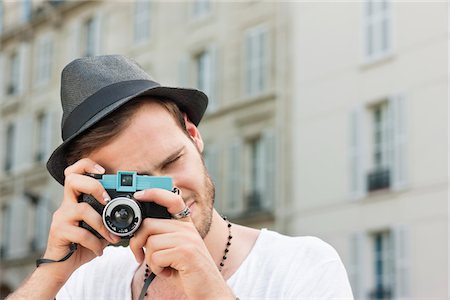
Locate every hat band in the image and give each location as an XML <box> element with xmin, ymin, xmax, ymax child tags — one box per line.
<box><xmin>62</xmin><ymin>79</ymin><xmax>159</xmax><ymax>140</ymax></box>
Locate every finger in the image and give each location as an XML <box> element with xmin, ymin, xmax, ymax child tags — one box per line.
<box><xmin>66</xmin><ymin>202</ymin><xmax>120</xmax><ymax>244</ymax></box>
<box><xmin>60</xmin><ymin>225</ymin><xmax>107</xmax><ymax>256</ymax></box>
<box><xmin>64</xmin><ymin>158</ymin><xmax>105</xmax><ymax>178</ymax></box>
<box><xmin>132</xmin><ymin>218</ymin><xmax>194</xmax><ymax>247</ymax></box>
<box><xmin>64</xmin><ymin>173</ymin><xmax>111</xmax><ymax>205</ymax></box>
<box><xmin>133</xmin><ymin>189</ymin><xmax>191</xmax><ymax>222</ymax></box>
<box><xmin>147</xmin><ymin>247</ymin><xmax>179</xmax><ymax>276</ymax></box>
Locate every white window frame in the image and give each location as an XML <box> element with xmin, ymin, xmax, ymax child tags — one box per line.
<box><xmin>133</xmin><ymin>1</ymin><xmax>151</xmax><ymax>44</ymax></box>
<box><xmin>362</xmin><ymin>0</ymin><xmax>393</xmax><ymax>63</ymax></box>
<box><xmin>244</xmin><ymin>24</ymin><xmax>270</xmax><ymax>98</ymax></box>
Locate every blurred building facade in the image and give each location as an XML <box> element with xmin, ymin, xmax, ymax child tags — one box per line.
<box><xmin>0</xmin><ymin>1</ymin><xmax>447</xmax><ymax>299</ymax></box>
<box><xmin>286</xmin><ymin>2</ymin><xmax>448</xmax><ymax>300</ymax></box>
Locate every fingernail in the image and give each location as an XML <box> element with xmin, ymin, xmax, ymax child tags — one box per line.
<box><xmin>134</xmin><ymin>190</ymin><xmax>144</xmax><ymax>199</ymax></box>
<box><xmin>94</xmin><ymin>164</ymin><xmax>105</xmax><ymax>173</ymax></box>
<box><xmin>103</xmin><ymin>191</ymin><xmax>111</xmax><ymax>202</ymax></box>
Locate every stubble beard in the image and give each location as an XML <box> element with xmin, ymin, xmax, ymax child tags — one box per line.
<box><xmin>193</xmin><ymin>161</ymin><xmax>215</xmax><ymax>239</ymax></box>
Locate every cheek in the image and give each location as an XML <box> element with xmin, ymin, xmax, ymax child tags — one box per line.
<box><xmin>171</xmin><ymin>158</ymin><xmax>205</xmax><ymax>191</ymax></box>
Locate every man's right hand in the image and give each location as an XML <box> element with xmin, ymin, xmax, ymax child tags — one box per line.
<box><xmin>40</xmin><ymin>158</ymin><xmax>120</xmax><ymax>282</ymax></box>
<box><xmin>7</xmin><ymin>158</ymin><xmax>120</xmax><ymax>300</ymax></box>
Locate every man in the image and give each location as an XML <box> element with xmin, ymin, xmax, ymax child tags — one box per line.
<box><xmin>8</xmin><ymin>55</ymin><xmax>353</xmax><ymax>300</ymax></box>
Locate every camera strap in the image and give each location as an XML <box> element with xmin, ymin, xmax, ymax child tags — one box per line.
<box><xmin>36</xmin><ymin>243</ymin><xmax>78</xmax><ymax>267</ymax></box>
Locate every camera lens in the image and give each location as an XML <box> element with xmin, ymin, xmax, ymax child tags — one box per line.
<box><xmin>102</xmin><ymin>197</ymin><xmax>142</xmax><ymax>237</ymax></box>
<box><xmin>110</xmin><ymin>205</ymin><xmax>134</xmax><ymax>229</ymax></box>
<box><xmin>120</xmin><ymin>174</ymin><xmax>133</xmax><ymax>186</ymax></box>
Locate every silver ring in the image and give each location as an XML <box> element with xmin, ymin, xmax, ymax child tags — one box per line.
<box><xmin>171</xmin><ymin>205</ymin><xmax>191</xmax><ymax>219</ymax></box>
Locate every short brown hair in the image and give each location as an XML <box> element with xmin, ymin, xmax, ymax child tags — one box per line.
<box><xmin>65</xmin><ymin>97</ymin><xmax>188</xmax><ymax>165</ymax></box>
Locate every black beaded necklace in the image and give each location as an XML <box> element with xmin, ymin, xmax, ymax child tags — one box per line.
<box><xmin>142</xmin><ymin>216</ymin><xmax>233</xmax><ymax>298</ymax></box>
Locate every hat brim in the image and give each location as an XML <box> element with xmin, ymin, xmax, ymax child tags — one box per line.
<box><xmin>47</xmin><ymin>84</ymin><xmax>208</xmax><ymax>185</ymax></box>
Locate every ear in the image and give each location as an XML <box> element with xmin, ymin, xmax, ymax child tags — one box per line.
<box><xmin>184</xmin><ymin>114</ymin><xmax>204</xmax><ymax>153</ymax></box>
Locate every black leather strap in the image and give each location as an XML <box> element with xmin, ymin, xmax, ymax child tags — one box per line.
<box><xmin>36</xmin><ymin>243</ymin><xmax>78</xmax><ymax>267</ymax></box>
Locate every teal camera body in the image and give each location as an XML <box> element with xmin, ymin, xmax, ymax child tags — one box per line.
<box><xmin>79</xmin><ymin>171</ymin><xmax>172</xmax><ymax>239</ymax></box>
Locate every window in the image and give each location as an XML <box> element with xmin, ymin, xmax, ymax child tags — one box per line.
<box><xmin>134</xmin><ymin>1</ymin><xmax>151</xmax><ymax>44</ymax></box>
<box><xmin>7</xmin><ymin>51</ymin><xmax>20</xmax><ymax>96</ymax></box>
<box><xmin>35</xmin><ymin>35</ymin><xmax>53</xmax><ymax>87</ymax></box>
<box><xmin>4</xmin><ymin>123</ymin><xmax>15</xmax><ymax>172</ymax></box>
<box><xmin>368</xmin><ymin>101</ymin><xmax>391</xmax><ymax>191</ymax></box>
<box><xmin>246</xmin><ymin>133</ymin><xmax>275</xmax><ymax>213</ymax></box>
<box><xmin>192</xmin><ymin>0</ymin><xmax>210</xmax><ymax>19</ymax></box>
<box><xmin>363</xmin><ymin>0</ymin><xmax>392</xmax><ymax>61</ymax></box>
<box><xmin>195</xmin><ymin>48</ymin><xmax>217</xmax><ymax>111</ymax></box>
<box><xmin>225</xmin><ymin>131</ymin><xmax>275</xmax><ymax>217</ymax></box>
<box><xmin>369</xmin><ymin>231</ymin><xmax>394</xmax><ymax>300</ymax></box>
<box><xmin>349</xmin><ymin>227</ymin><xmax>410</xmax><ymax>299</ymax></box>
<box><xmin>349</xmin><ymin>95</ymin><xmax>407</xmax><ymax>198</ymax></box>
<box><xmin>244</xmin><ymin>25</ymin><xmax>269</xmax><ymax>97</ymax></box>
<box><xmin>247</xmin><ymin>137</ymin><xmax>265</xmax><ymax>210</ymax></box>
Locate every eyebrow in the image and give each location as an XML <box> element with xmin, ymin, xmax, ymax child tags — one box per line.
<box><xmin>139</xmin><ymin>145</ymin><xmax>185</xmax><ymax>176</ymax></box>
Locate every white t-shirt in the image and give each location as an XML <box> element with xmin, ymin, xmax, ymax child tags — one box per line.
<box><xmin>56</xmin><ymin>229</ymin><xmax>353</xmax><ymax>299</ymax></box>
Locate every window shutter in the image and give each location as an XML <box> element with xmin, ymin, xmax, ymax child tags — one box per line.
<box><xmin>1</xmin><ymin>204</ymin><xmax>11</xmax><ymax>256</ymax></box>
<box><xmin>227</xmin><ymin>141</ymin><xmax>243</xmax><ymax>215</ymax></box>
<box><xmin>262</xmin><ymin>129</ymin><xmax>275</xmax><ymax>210</ymax></box>
<box><xmin>349</xmin><ymin>231</ymin><xmax>369</xmax><ymax>300</ymax></box>
<box><xmin>92</xmin><ymin>12</ymin><xmax>102</xmax><ymax>56</ymax></box>
<box><xmin>68</xmin><ymin>22</ymin><xmax>81</xmax><ymax>61</ymax></box>
<box><xmin>8</xmin><ymin>196</ymin><xmax>28</xmax><ymax>258</ymax></box>
<box><xmin>178</xmin><ymin>55</ymin><xmax>189</xmax><ymax>88</ymax></box>
<box><xmin>35</xmin><ymin>194</ymin><xmax>53</xmax><ymax>250</ymax></box>
<box><xmin>207</xmin><ymin>45</ymin><xmax>218</xmax><ymax>112</ymax></box>
<box><xmin>0</xmin><ymin>53</ymin><xmax>4</xmax><ymax>98</ymax></box>
<box><xmin>259</xmin><ymin>27</ymin><xmax>269</xmax><ymax>93</ymax></box>
<box><xmin>393</xmin><ymin>224</ymin><xmax>410</xmax><ymax>299</ymax></box>
<box><xmin>349</xmin><ymin>105</ymin><xmax>366</xmax><ymax>199</ymax></box>
<box><xmin>18</xmin><ymin>42</ymin><xmax>30</xmax><ymax>96</ymax></box>
<box><xmin>204</xmin><ymin>144</ymin><xmax>221</xmax><ymax>210</ymax></box>
<box><xmin>0</xmin><ymin>119</ymin><xmax>4</xmax><ymax>173</ymax></box>
<box><xmin>244</xmin><ymin>32</ymin><xmax>253</xmax><ymax>96</ymax></box>
<box><xmin>389</xmin><ymin>94</ymin><xmax>407</xmax><ymax>190</ymax></box>
<box><xmin>14</xmin><ymin>114</ymin><xmax>33</xmax><ymax>171</ymax></box>
<box><xmin>44</xmin><ymin>111</ymin><xmax>54</xmax><ymax>161</ymax></box>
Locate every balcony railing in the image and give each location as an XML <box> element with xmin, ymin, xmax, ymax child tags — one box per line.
<box><xmin>367</xmin><ymin>169</ymin><xmax>390</xmax><ymax>192</ymax></box>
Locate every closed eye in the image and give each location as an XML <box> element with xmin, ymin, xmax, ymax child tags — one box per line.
<box><xmin>163</xmin><ymin>154</ymin><xmax>182</xmax><ymax>169</ymax></box>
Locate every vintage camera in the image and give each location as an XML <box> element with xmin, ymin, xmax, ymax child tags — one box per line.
<box><xmin>79</xmin><ymin>171</ymin><xmax>172</xmax><ymax>239</ymax></box>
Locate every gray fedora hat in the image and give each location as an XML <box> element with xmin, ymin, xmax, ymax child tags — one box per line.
<box><xmin>47</xmin><ymin>55</ymin><xmax>208</xmax><ymax>185</ymax></box>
